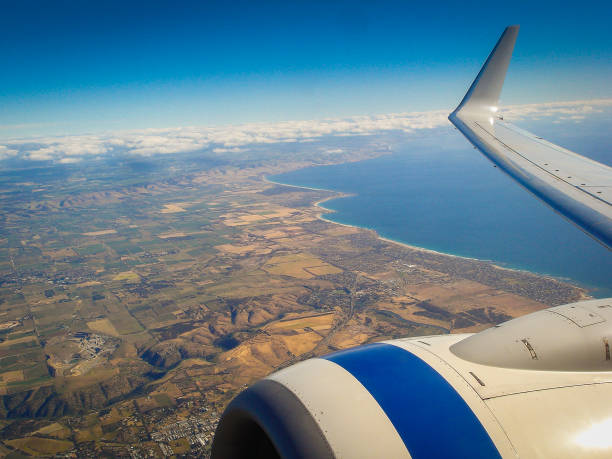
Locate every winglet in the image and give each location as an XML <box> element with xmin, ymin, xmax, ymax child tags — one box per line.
<box><xmin>451</xmin><ymin>25</ymin><xmax>519</xmax><ymax>119</ymax></box>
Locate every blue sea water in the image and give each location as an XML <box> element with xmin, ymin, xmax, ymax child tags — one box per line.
<box><xmin>272</xmin><ymin>128</ymin><xmax>612</xmax><ymax>297</ymax></box>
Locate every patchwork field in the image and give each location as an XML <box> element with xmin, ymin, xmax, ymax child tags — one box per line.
<box><xmin>0</xmin><ymin>145</ymin><xmax>587</xmax><ymax>457</ymax></box>
<box><xmin>263</xmin><ymin>253</ymin><xmax>343</xmax><ymax>279</ymax></box>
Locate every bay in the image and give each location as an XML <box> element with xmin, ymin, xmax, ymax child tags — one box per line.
<box><xmin>272</xmin><ymin>128</ymin><xmax>612</xmax><ymax>297</ymax></box>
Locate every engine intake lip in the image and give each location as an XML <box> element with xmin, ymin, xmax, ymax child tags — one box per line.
<box><xmin>211</xmin><ymin>379</ymin><xmax>334</xmax><ymax>459</ymax></box>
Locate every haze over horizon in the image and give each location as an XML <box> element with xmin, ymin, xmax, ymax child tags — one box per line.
<box><xmin>1</xmin><ymin>0</ymin><xmax>611</xmax><ymax>140</ymax></box>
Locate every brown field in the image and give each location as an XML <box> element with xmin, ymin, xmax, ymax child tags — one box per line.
<box><xmin>277</xmin><ymin>330</ymin><xmax>323</xmax><ymax>355</ymax></box>
<box><xmin>99</xmin><ymin>405</ymin><xmax>134</xmax><ymax>426</ymax></box>
<box><xmin>304</xmin><ymin>264</ymin><xmax>343</xmax><ymax>276</ymax></box>
<box><xmin>406</xmin><ymin>280</ymin><xmax>545</xmax><ymax>318</ymax></box>
<box><xmin>267</xmin><ymin>312</ymin><xmax>335</xmax><ymax>332</ymax></box>
<box><xmin>74</xmin><ymin>425</ymin><xmax>103</xmax><ymax>443</ymax></box>
<box><xmin>67</xmin><ymin>358</ymin><xmax>104</xmax><ymax>377</ymax></box>
<box><xmin>87</xmin><ymin>318</ymin><xmax>119</xmax><ymax>336</ymax></box>
<box><xmin>0</xmin><ymin>370</ymin><xmax>24</xmax><ymax>384</ymax></box>
<box><xmin>263</xmin><ymin>253</ymin><xmax>342</xmax><ymax>279</ymax></box>
<box><xmin>6</xmin><ymin>437</ymin><xmax>74</xmax><ymax>455</ymax></box>
<box><xmin>158</xmin><ymin>231</ymin><xmax>187</xmax><ymax>239</ymax></box>
<box><xmin>161</xmin><ymin>203</ymin><xmax>187</xmax><ymax>213</ymax></box>
<box><xmin>261</xmin><ymin>206</ymin><xmax>296</xmax><ymax>217</ymax></box>
<box><xmin>289</xmin><ymin>215</ymin><xmax>317</xmax><ymax>223</ymax></box>
<box><xmin>329</xmin><ymin>329</ymin><xmax>372</xmax><ymax>349</ymax></box>
<box><xmin>218</xmin><ymin>326</ymin><xmax>329</xmax><ymax>386</ymax></box>
<box><xmin>159</xmin><ymin>230</ymin><xmax>211</xmax><ymax>239</ymax></box>
<box><xmin>321</xmin><ymin>225</ymin><xmax>360</xmax><ymax>236</ymax></box>
<box><xmin>0</xmin><ymin>321</ymin><xmax>19</xmax><ymax>331</ymax></box>
<box><xmin>135</xmin><ymin>395</ymin><xmax>165</xmax><ymax>413</ymax></box>
<box><xmin>60</xmin><ymin>367</ymin><xmax>120</xmax><ymax>389</ymax></box>
<box><xmin>220</xmin><ymin>336</ymin><xmax>296</xmax><ymax>380</ymax></box>
<box><xmin>219</xmin><ymin>313</ymin><xmax>339</xmax><ymax>380</ymax></box>
<box><xmin>239</xmin><ymin>214</ymin><xmax>268</xmax><ymax>222</ymax></box>
<box><xmin>221</xmin><ymin>208</ymin><xmax>298</xmax><ymax>226</ymax></box>
<box><xmin>0</xmin><ymin>335</ymin><xmax>37</xmax><ymax>349</ymax></box>
<box><xmin>206</xmin><ymin>276</ymin><xmax>304</xmax><ymax>299</ymax></box>
<box><xmin>215</xmin><ymin>244</ymin><xmax>258</xmax><ymax>255</ymax></box>
<box><xmin>109</xmin><ymin>314</ymin><xmax>143</xmax><ymax>335</ymax></box>
<box><xmin>43</xmin><ymin>248</ymin><xmax>78</xmax><ymax>259</ymax></box>
<box><xmin>82</xmin><ymin>229</ymin><xmax>117</xmax><ymax>236</ymax></box>
<box><xmin>214</xmin><ymin>242</ymin><xmax>277</xmax><ymax>256</ymax></box>
<box><xmin>113</xmin><ymin>270</ymin><xmax>140</xmax><ymax>282</ymax></box>
<box><xmin>221</xmin><ymin>219</ymin><xmax>251</xmax><ymax>226</ymax></box>
<box><xmin>258</xmin><ymin>230</ymin><xmax>288</xmax><ymax>239</ymax></box>
<box><xmin>75</xmin><ymin>280</ymin><xmax>102</xmax><ymax>287</ymax></box>
<box><xmin>385</xmin><ymin>302</ymin><xmax>449</xmax><ymax>329</ymax></box>
<box><xmin>32</xmin><ymin>422</ymin><xmax>71</xmax><ymax>439</ymax></box>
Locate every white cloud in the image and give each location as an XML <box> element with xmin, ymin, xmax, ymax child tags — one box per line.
<box><xmin>1</xmin><ymin>98</ymin><xmax>610</xmax><ymax>164</ymax></box>
<box><xmin>58</xmin><ymin>157</ymin><xmax>82</xmax><ymax>164</ymax></box>
<box><xmin>503</xmin><ymin>99</ymin><xmax>612</xmax><ymax>122</ymax></box>
<box><xmin>213</xmin><ymin>147</ymin><xmax>245</xmax><ymax>154</ymax></box>
<box><xmin>27</xmin><ymin>148</ymin><xmax>55</xmax><ymax>161</ymax></box>
<box><xmin>0</xmin><ymin>145</ymin><xmax>18</xmax><ymax>160</ymax></box>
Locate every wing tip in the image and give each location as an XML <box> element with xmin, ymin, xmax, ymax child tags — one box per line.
<box><xmin>451</xmin><ymin>26</ymin><xmax>519</xmax><ymax>117</ymax></box>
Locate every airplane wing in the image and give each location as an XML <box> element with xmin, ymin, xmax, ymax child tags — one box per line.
<box><xmin>211</xmin><ymin>27</ymin><xmax>612</xmax><ymax>459</ymax></box>
<box><xmin>449</xmin><ymin>25</ymin><xmax>612</xmax><ymax>249</ymax></box>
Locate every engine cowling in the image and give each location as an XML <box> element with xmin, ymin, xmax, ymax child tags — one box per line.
<box><xmin>212</xmin><ymin>298</ymin><xmax>612</xmax><ymax>458</ymax></box>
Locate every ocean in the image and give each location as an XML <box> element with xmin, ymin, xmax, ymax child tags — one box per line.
<box><xmin>271</xmin><ymin>128</ymin><xmax>612</xmax><ymax>297</ymax></box>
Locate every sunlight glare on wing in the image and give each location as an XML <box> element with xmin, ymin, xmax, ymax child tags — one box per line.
<box><xmin>573</xmin><ymin>418</ymin><xmax>612</xmax><ymax>449</ymax></box>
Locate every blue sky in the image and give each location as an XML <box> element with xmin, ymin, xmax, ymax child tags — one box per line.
<box><xmin>1</xmin><ymin>0</ymin><xmax>611</xmax><ymax>138</ymax></box>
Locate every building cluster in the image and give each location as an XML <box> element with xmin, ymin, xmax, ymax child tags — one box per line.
<box><xmin>150</xmin><ymin>413</ymin><xmax>220</xmax><ymax>456</ymax></box>
<box><xmin>72</xmin><ymin>333</ymin><xmax>117</xmax><ymax>360</ymax></box>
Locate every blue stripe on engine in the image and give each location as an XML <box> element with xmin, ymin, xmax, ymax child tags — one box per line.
<box><xmin>324</xmin><ymin>343</ymin><xmax>501</xmax><ymax>458</ymax></box>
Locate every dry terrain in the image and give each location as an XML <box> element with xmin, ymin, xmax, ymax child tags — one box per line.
<box><xmin>0</xmin><ymin>144</ymin><xmax>587</xmax><ymax>457</ymax></box>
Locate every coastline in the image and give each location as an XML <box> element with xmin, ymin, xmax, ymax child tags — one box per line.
<box><xmin>269</xmin><ymin>175</ymin><xmax>503</xmax><ymax>264</ymax></box>
<box><xmin>267</xmin><ymin>174</ymin><xmax>591</xmax><ymax>296</ymax></box>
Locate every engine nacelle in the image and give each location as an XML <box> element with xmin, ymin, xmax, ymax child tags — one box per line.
<box><xmin>212</xmin><ymin>298</ymin><xmax>612</xmax><ymax>458</ymax></box>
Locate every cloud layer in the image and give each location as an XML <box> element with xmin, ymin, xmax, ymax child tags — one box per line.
<box><xmin>2</xmin><ymin>99</ymin><xmax>611</xmax><ymax>164</ymax></box>
<box><xmin>503</xmin><ymin>98</ymin><xmax>612</xmax><ymax>122</ymax></box>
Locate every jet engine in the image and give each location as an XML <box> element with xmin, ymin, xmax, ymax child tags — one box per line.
<box><xmin>212</xmin><ymin>298</ymin><xmax>612</xmax><ymax>458</ymax></box>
